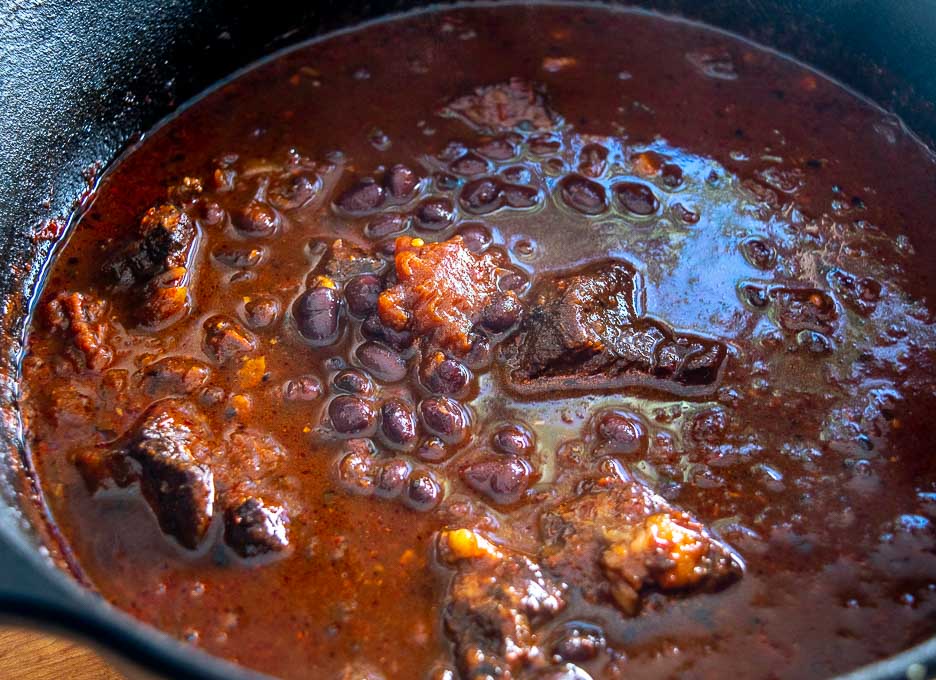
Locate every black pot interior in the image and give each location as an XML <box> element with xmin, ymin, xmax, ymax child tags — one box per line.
<box><xmin>1</xmin><ymin>1</ymin><xmax>935</xmax><ymax>678</ymax></box>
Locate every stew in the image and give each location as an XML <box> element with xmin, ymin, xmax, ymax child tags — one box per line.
<box><xmin>20</xmin><ymin>4</ymin><xmax>936</xmax><ymax>679</ymax></box>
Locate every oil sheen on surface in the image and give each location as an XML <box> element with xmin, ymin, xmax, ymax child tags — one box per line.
<box><xmin>20</xmin><ymin>4</ymin><xmax>936</xmax><ymax>679</ymax></box>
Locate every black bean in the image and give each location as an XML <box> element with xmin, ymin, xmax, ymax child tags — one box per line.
<box><xmin>418</xmin><ymin>397</ymin><xmax>467</xmax><ymax>443</ymax></box>
<box><xmin>503</xmin><ymin>184</ymin><xmax>540</xmax><ymax>209</ymax></box>
<box><xmin>457</xmin><ymin>223</ymin><xmax>492</xmax><ymax>253</ymax></box>
<box><xmin>550</xmin><ymin>623</ymin><xmax>606</xmax><ymax>662</ymax></box>
<box><xmin>329</xmin><ymin>396</ymin><xmax>376</xmax><ymax>436</ymax></box>
<box><xmin>333</xmin><ymin>369</ymin><xmax>373</xmax><ymax>396</ymax></box>
<box><xmin>462</xmin><ymin>333</ymin><xmax>493</xmax><ymax>371</ymax></box>
<box><xmin>404</xmin><ymin>471</ymin><xmax>443</xmax><ymax>511</ymax></box>
<box><xmin>345</xmin><ymin>274</ymin><xmax>383</xmax><ymax>318</ymax></box>
<box><xmin>375</xmin><ymin>458</ymin><xmax>412</xmax><ymax>499</ymax></box>
<box><xmin>560</xmin><ymin>175</ymin><xmax>607</xmax><ymax>215</ymax></box>
<box><xmin>578</xmin><ymin>142</ymin><xmax>609</xmax><ymax>178</ymax></box>
<box><xmin>661</xmin><ymin>163</ymin><xmax>684</xmax><ymax>188</ymax></box>
<box><xmin>212</xmin><ymin>244</ymin><xmax>265</xmax><ymax>269</ymax></box>
<box><xmin>356</xmin><ymin>341</ymin><xmax>407</xmax><ymax>383</ymax></box>
<box><xmin>460</xmin><ymin>178</ymin><xmax>503</xmax><ymax>213</ymax></box>
<box><xmin>461</xmin><ymin>456</ymin><xmax>532</xmax><ymax>505</ymax></box>
<box><xmin>233</xmin><ymin>200</ymin><xmax>279</xmax><ymax>236</ymax></box>
<box><xmin>293</xmin><ymin>286</ymin><xmax>342</xmax><ymax>346</ymax></box>
<box><xmin>491</xmin><ymin>422</ymin><xmax>535</xmax><ymax>457</ymax></box>
<box><xmin>614</xmin><ymin>181</ymin><xmax>659</xmax><ymax>215</ymax></box>
<box><xmin>688</xmin><ymin>407</ymin><xmax>728</xmax><ymax>444</ymax></box>
<box><xmin>416</xmin><ymin>436</ymin><xmax>449</xmax><ymax>463</ymax></box>
<box><xmin>740</xmin><ymin>237</ymin><xmax>777</xmax><ymax>270</ymax></box>
<box><xmin>475</xmin><ymin>136</ymin><xmax>517</xmax><ymax>160</ymax></box>
<box><xmin>282</xmin><ymin>375</ymin><xmax>322</xmax><ymax>401</ymax></box>
<box><xmin>243</xmin><ymin>296</ymin><xmax>280</xmax><ymax>329</ymax></box>
<box><xmin>362</xmin><ymin>313</ymin><xmax>413</xmax><ymax>350</ymax></box>
<box><xmin>364</xmin><ymin>213</ymin><xmax>408</xmax><ymax>240</ymax></box>
<box><xmin>386</xmin><ymin>164</ymin><xmax>418</xmax><ymax>199</ymax></box>
<box><xmin>595</xmin><ymin>410</ymin><xmax>648</xmax><ymax>456</ymax></box>
<box><xmin>422</xmin><ymin>354</ymin><xmax>471</xmax><ymax>396</ymax></box>
<box><xmin>416</xmin><ymin>197</ymin><xmax>455</xmax><ymax>231</ymax></box>
<box><xmin>269</xmin><ymin>174</ymin><xmax>318</xmax><ymax>210</ymax></box>
<box><xmin>481</xmin><ymin>294</ymin><xmax>522</xmax><ymax>332</ymax></box>
<box><xmin>336</xmin><ymin>439</ymin><xmax>377</xmax><ymax>495</ymax></box>
<box><xmin>336</xmin><ymin>179</ymin><xmax>385</xmax><ymax>213</ymax></box>
<box><xmin>380</xmin><ymin>400</ymin><xmax>418</xmax><ymax>449</ymax></box>
<box><xmin>450</xmin><ymin>152</ymin><xmax>489</xmax><ymax>176</ymax></box>
<box><xmin>200</xmin><ymin>201</ymin><xmax>225</xmax><ymax>226</ymax></box>
<box><xmin>498</xmin><ymin>270</ymin><xmax>529</xmax><ymax>293</ymax></box>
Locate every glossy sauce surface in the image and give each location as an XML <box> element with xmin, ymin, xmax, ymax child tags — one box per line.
<box><xmin>20</xmin><ymin>5</ymin><xmax>936</xmax><ymax>679</ymax></box>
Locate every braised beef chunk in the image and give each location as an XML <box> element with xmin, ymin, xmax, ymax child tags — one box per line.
<box><xmin>438</xmin><ymin>529</ymin><xmax>566</xmax><ymax>680</ymax></box>
<box><xmin>224</xmin><ymin>496</ymin><xmax>289</xmax><ymax>557</ymax></box>
<box><xmin>44</xmin><ymin>291</ymin><xmax>113</xmax><ymax>371</ymax></box>
<box><xmin>501</xmin><ymin>261</ymin><xmax>727</xmax><ymax>396</ymax></box>
<box><xmin>76</xmin><ymin>400</ymin><xmax>215</xmax><ymax>549</ymax></box>
<box><xmin>540</xmin><ymin>480</ymin><xmax>742</xmax><ymax>614</ymax></box>
<box><xmin>106</xmin><ymin>204</ymin><xmax>199</xmax><ymax>287</ymax></box>
<box><xmin>313</xmin><ymin>239</ymin><xmax>387</xmax><ymax>282</ymax></box>
<box><xmin>378</xmin><ymin>235</ymin><xmax>518</xmax><ymax>353</ymax></box>
<box><xmin>138</xmin><ymin>356</ymin><xmax>212</xmax><ymax>396</ymax></box>
<box><xmin>443</xmin><ymin>78</ymin><xmax>558</xmax><ymax>132</ymax></box>
<box><xmin>103</xmin><ymin>203</ymin><xmax>200</xmax><ymax>329</ymax></box>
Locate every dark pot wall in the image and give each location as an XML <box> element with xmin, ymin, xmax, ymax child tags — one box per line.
<box><xmin>0</xmin><ymin>2</ymin><xmax>934</xmax><ymax>678</ymax></box>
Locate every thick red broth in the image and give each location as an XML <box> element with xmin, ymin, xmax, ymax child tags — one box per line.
<box><xmin>20</xmin><ymin>4</ymin><xmax>936</xmax><ymax>679</ymax></box>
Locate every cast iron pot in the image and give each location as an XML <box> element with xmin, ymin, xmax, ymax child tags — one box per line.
<box><xmin>1</xmin><ymin>1</ymin><xmax>935</xmax><ymax>678</ymax></box>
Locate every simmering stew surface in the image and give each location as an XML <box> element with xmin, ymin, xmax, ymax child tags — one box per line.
<box><xmin>20</xmin><ymin>4</ymin><xmax>936</xmax><ymax>679</ymax></box>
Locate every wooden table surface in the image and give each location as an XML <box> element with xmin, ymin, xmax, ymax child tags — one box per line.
<box><xmin>0</xmin><ymin>628</ymin><xmax>124</xmax><ymax>679</ymax></box>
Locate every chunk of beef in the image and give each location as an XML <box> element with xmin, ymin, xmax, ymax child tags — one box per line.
<box><xmin>138</xmin><ymin>266</ymin><xmax>192</xmax><ymax>329</ymax></box>
<box><xmin>310</xmin><ymin>239</ymin><xmax>387</xmax><ymax>283</ymax></box>
<box><xmin>539</xmin><ymin>480</ymin><xmax>742</xmax><ymax>615</ymax></box>
<box><xmin>44</xmin><ymin>291</ymin><xmax>114</xmax><ymax>371</ymax></box>
<box><xmin>138</xmin><ymin>356</ymin><xmax>212</xmax><ymax>396</ymax></box>
<box><xmin>203</xmin><ymin>315</ymin><xmax>257</xmax><ymax>364</ymax></box>
<box><xmin>217</xmin><ymin>430</ymin><xmax>293</xmax><ymax>558</ymax></box>
<box><xmin>443</xmin><ymin>78</ymin><xmax>559</xmax><ymax>132</ymax></box>
<box><xmin>106</xmin><ymin>204</ymin><xmax>199</xmax><ymax>287</ymax></box>
<box><xmin>378</xmin><ymin>236</ymin><xmax>518</xmax><ymax>353</ymax></box>
<box><xmin>501</xmin><ymin>261</ymin><xmax>727</xmax><ymax>397</ymax></box>
<box><xmin>104</xmin><ymin>203</ymin><xmax>200</xmax><ymax>329</ymax></box>
<box><xmin>438</xmin><ymin>528</ymin><xmax>567</xmax><ymax>680</ymax></box>
<box><xmin>223</xmin><ymin>496</ymin><xmax>289</xmax><ymax>558</ymax></box>
<box><xmin>76</xmin><ymin>400</ymin><xmax>215</xmax><ymax>549</ymax></box>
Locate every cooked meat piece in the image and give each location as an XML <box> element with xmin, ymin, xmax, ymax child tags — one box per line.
<box><xmin>539</xmin><ymin>480</ymin><xmax>742</xmax><ymax>615</ymax></box>
<box><xmin>769</xmin><ymin>285</ymin><xmax>838</xmax><ymax>334</ymax></box>
<box><xmin>44</xmin><ymin>291</ymin><xmax>114</xmax><ymax>371</ymax></box>
<box><xmin>105</xmin><ymin>204</ymin><xmax>199</xmax><ymax>287</ymax></box>
<box><xmin>438</xmin><ymin>528</ymin><xmax>566</xmax><ymax>680</ymax></box>
<box><xmin>103</xmin><ymin>203</ymin><xmax>200</xmax><ymax>329</ymax></box>
<box><xmin>203</xmin><ymin>315</ymin><xmax>257</xmax><ymax>364</ymax></box>
<box><xmin>138</xmin><ymin>356</ymin><xmax>212</xmax><ymax>396</ymax></box>
<box><xmin>138</xmin><ymin>266</ymin><xmax>192</xmax><ymax>329</ymax></box>
<box><xmin>501</xmin><ymin>261</ymin><xmax>727</xmax><ymax>397</ymax></box>
<box><xmin>76</xmin><ymin>400</ymin><xmax>215</xmax><ymax>549</ymax></box>
<box><xmin>223</xmin><ymin>496</ymin><xmax>290</xmax><ymax>558</ymax></box>
<box><xmin>443</xmin><ymin>78</ymin><xmax>558</xmax><ymax>132</ymax></box>
<box><xmin>315</xmin><ymin>239</ymin><xmax>386</xmax><ymax>281</ymax></box>
<box><xmin>378</xmin><ymin>236</ymin><xmax>518</xmax><ymax>353</ymax></box>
